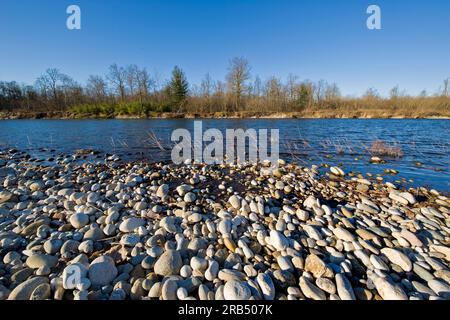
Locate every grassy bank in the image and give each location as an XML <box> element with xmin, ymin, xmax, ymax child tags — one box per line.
<box><xmin>1</xmin><ymin>104</ymin><xmax>449</xmax><ymax>119</ymax></box>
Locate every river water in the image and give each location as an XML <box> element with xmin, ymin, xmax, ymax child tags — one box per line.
<box><xmin>0</xmin><ymin>119</ymin><xmax>448</xmax><ymax>190</ymax></box>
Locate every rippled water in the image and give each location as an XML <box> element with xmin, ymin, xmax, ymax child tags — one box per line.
<box><xmin>0</xmin><ymin>119</ymin><xmax>449</xmax><ymax>190</ymax></box>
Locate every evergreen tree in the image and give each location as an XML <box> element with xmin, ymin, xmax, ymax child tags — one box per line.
<box><xmin>168</xmin><ymin>66</ymin><xmax>189</xmax><ymax>109</ymax></box>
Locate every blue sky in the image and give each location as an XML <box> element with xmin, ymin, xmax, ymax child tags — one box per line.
<box><xmin>0</xmin><ymin>0</ymin><xmax>449</xmax><ymax>96</ymax></box>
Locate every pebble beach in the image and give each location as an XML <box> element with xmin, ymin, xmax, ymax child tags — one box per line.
<box><xmin>0</xmin><ymin>148</ymin><xmax>449</xmax><ymax>300</ymax></box>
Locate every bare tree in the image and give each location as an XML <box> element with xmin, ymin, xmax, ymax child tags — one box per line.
<box><xmin>200</xmin><ymin>73</ymin><xmax>214</xmax><ymax>98</ymax></box>
<box><xmin>286</xmin><ymin>74</ymin><xmax>299</xmax><ymax>102</ymax></box>
<box><xmin>107</xmin><ymin>64</ymin><xmax>127</xmax><ymax>100</ymax></box>
<box><xmin>389</xmin><ymin>85</ymin><xmax>400</xmax><ymax>99</ymax></box>
<box><xmin>86</xmin><ymin>75</ymin><xmax>108</xmax><ymax>102</ymax></box>
<box><xmin>213</xmin><ymin>80</ymin><xmax>227</xmax><ymax>112</ymax></box>
<box><xmin>226</xmin><ymin>57</ymin><xmax>251</xmax><ymax>111</ymax></box>
<box><xmin>325</xmin><ymin>82</ymin><xmax>341</xmax><ymax>101</ymax></box>
<box><xmin>35</xmin><ymin>69</ymin><xmax>56</xmax><ymax>102</ymax></box>
<box><xmin>314</xmin><ymin>79</ymin><xmax>327</xmax><ymax>103</ymax></box>
<box><xmin>126</xmin><ymin>64</ymin><xmax>139</xmax><ymax>97</ymax></box>
<box><xmin>35</xmin><ymin>68</ymin><xmax>69</xmax><ymax>110</ymax></box>
<box><xmin>442</xmin><ymin>78</ymin><xmax>450</xmax><ymax>97</ymax></box>
<box><xmin>60</xmin><ymin>75</ymin><xmax>83</xmax><ymax>107</ymax></box>
<box><xmin>200</xmin><ymin>73</ymin><xmax>215</xmax><ymax>113</ymax></box>
<box><xmin>252</xmin><ymin>76</ymin><xmax>262</xmax><ymax>98</ymax></box>
<box><xmin>136</xmin><ymin>67</ymin><xmax>152</xmax><ymax>104</ymax></box>
<box><xmin>363</xmin><ymin>87</ymin><xmax>380</xmax><ymax>99</ymax></box>
<box><xmin>264</xmin><ymin>77</ymin><xmax>285</xmax><ymax>111</ymax></box>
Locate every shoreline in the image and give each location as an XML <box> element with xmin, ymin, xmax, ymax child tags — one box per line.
<box><xmin>0</xmin><ymin>113</ymin><xmax>450</xmax><ymax>121</ymax></box>
<box><xmin>1</xmin><ymin>148</ymin><xmax>450</xmax><ymax>300</ymax></box>
<box><xmin>1</xmin><ymin>111</ymin><xmax>450</xmax><ymax>120</ymax></box>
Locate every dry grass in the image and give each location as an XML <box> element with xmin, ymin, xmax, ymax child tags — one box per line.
<box><xmin>369</xmin><ymin>140</ymin><xmax>404</xmax><ymax>158</ymax></box>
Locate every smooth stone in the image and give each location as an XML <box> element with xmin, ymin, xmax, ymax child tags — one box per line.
<box><xmin>205</xmin><ymin>261</ymin><xmax>219</xmax><ymax>281</ymax></box>
<box><xmin>176</xmin><ymin>184</ymin><xmax>193</xmax><ymax>196</ymax></box>
<box><xmin>389</xmin><ymin>192</ymin><xmax>409</xmax><ymax>205</ymax></box>
<box><xmin>269</xmin><ymin>230</ymin><xmax>289</xmax><ymax>251</ymax></box>
<box><xmin>305</xmin><ymin>254</ymin><xmax>334</xmax><ymax>279</ymax></box>
<box><xmin>335</xmin><ymin>273</ymin><xmax>356</xmax><ymax>300</ymax></box>
<box><xmin>190</xmin><ymin>256</ymin><xmax>208</xmax><ymax>272</ymax></box>
<box><xmin>256</xmin><ymin>273</ymin><xmax>275</xmax><ymax>300</ymax></box>
<box><xmin>11</xmin><ymin>268</ymin><xmax>34</xmax><ymax>283</ymax></box>
<box><xmin>162</xmin><ymin>279</ymin><xmax>178</xmax><ymax>300</ymax></box>
<box><xmin>0</xmin><ymin>190</ymin><xmax>13</xmax><ymax>204</ymax></box>
<box><xmin>120</xmin><ymin>234</ymin><xmax>140</xmax><ymax>247</ymax></box>
<box><xmin>428</xmin><ymin>279</ymin><xmax>450</xmax><ymax>298</ymax></box>
<box><xmin>400</xmin><ymin>192</ymin><xmax>416</xmax><ymax>205</ymax></box>
<box><xmin>373</xmin><ymin>276</ymin><xmax>408</xmax><ymax>300</ymax></box>
<box><xmin>400</xmin><ymin>229</ymin><xmax>423</xmax><ymax>247</ymax></box>
<box><xmin>148</xmin><ymin>282</ymin><xmax>162</xmax><ymax>298</ymax></box>
<box><xmin>83</xmin><ymin>227</ymin><xmax>104</xmax><ymax>241</ymax></box>
<box><xmin>333</xmin><ymin>227</ymin><xmax>356</xmax><ymax>242</ymax></box>
<box><xmin>218</xmin><ymin>269</ymin><xmax>246</xmax><ymax>282</ymax></box>
<box><xmin>177</xmin><ymin>287</ymin><xmax>188</xmax><ymax>300</ymax></box>
<box><xmin>413</xmin><ymin>263</ymin><xmax>434</xmax><ymax>282</ymax></box>
<box><xmin>381</xmin><ymin>248</ymin><xmax>413</xmax><ymax>272</ymax></box>
<box><xmin>30</xmin><ymin>283</ymin><xmax>51</xmax><ymax>300</ymax></box>
<box><xmin>156</xmin><ymin>184</ymin><xmax>169</xmax><ymax>198</ymax></box>
<box><xmin>154</xmin><ymin>250</ymin><xmax>183</xmax><ymax>276</ymax></box>
<box><xmin>89</xmin><ymin>256</ymin><xmax>118</xmax><ymax>287</ymax></box>
<box><xmin>184</xmin><ymin>192</ymin><xmax>197</xmax><ymax>203</ymax></box>
<box><xmin>354</xmin><ymin>287</ymin><xmax>373</xmax><ymax>300</ymax></box>
<box><xmin>223</xmin><ymin>238</ymin><xmax>237</xmax><ymax>252</ymax></box>
<box><xmin>370</xmin><ymin>254</ymin><xmax>390</xmax><ymax>271</ymax></box>
<box><xmin>8</xmin><ymin>277</ymin><xmax>48</xmax><ymax>300</ymax></box>
<box><xmin>26</xmin><ymin>254</ymin><xmax>58</xmax><ymax>269</ymax></box>
<box><xmin>223</xmin><ymin>280</ymin><xmax>251</xmax><ymax>300</ymax></box>
<box><xmin>119</xmin><ymin>217</ymin><xmax>145</xmax><ymax>233</ymax></box>
<box><xmin>69</xmin><ymin>213</ymin><xmax>89</xmax><ymax>229</ymax></box>
<box><xmin>299</xmin><ymin>276</ymin><xmax>326</xmax><ymax>300</ymax></box>
<box><xmin>229</xmin><ymin>195</ymin><xmax>241</xmax><ymax>209</ymax></box>
<box><xmin>315</xmin><ymin>277</ymin><xmax>336</xmax><ymax>295</ymax></box>
<box><xmin>43</xmin><ymin>239</ymin><xmax>63</xmax><ymax>255</ymax></box>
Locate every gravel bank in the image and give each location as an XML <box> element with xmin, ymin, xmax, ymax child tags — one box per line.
<box><xmin>0</xmin><ymin>148</ymin><xmax>449</xmax><ymax>300</ymax></box>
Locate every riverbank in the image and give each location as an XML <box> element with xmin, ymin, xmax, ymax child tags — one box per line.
<box><xmin>1</xmin><ymin>110</ymin><xmax>450</xmax><ymax>120</ymax></box>
<box><xmin>0</xmin><ymin>148</ymin><xmax>449</xmax><ymax>300</ymax></box>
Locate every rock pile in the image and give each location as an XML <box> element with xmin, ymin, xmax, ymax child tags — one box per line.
<box><xmin>0</xmin><ymin>148</ymin><xmax>449</xmax><ymax>300</ymax></box>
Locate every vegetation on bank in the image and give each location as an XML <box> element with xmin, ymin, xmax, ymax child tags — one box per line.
<box><xmin>1</xmin><ymin>57</ymin><xmax>450</xmax><ymax>118</ymax></box>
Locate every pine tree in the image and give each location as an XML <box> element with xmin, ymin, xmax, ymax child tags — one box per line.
<box><xmin>168</xmin><ymin>66</ymin><xmax>189</xmax><ymax>110</ymax></box>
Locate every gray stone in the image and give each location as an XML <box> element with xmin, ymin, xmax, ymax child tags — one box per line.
<box><xmin>333</xmin><ymin>227</ymin><xmax>356</xmax><ymax>242</ymax></box>
<box><xmin>69</xmin><ymin>213</ymin><xmax>89</xmax><ymax>229</ymax></box>
<box><xmin>43</xmin><ymin>239</ymin><xmax>63</xmax><ymax>255</ymax></box>
<box><xmin>315</xmin><ymin>277</ymin><xmax>336</xmax><ymax>295</ymax></box>
<box><xmin>162</xmin><ymin>279</ymin><xmax>178</xmax><ymax>300</ymax></box>
<box><xmin>89</xmin><ymin>256</ymin><xmax>118</xmax><ymax>287</ymax></box>
<box><xmin>335</xmin><ymin>273</ymin><xmax>356</xmax><ymax>300</ymax></box>
<box><xmin>373</xmin><ymin>276</ymin><xmax>408</xmax><ymax>300</ymax></box>
<box><xmin>154</xmin><ymin>250</ymin><xmax>183</xmax><ymax>276</ymax></box>
<box><xmin>119</xmin><ymin>217</ymin><xmax>145</xmax><ymax>233</ymax></box>
<box><xmin>223</xmin><ymin>280</ymin><xmax>251</xmax><ymax>300</ymax></box>
<box><xmin>256</xmin><ymin>273</ymin><xmax>275</xmax><ymax>300</ymax></box>
<box><xmin>26</xmin><ymin>254</ymin><xmax>58</xmax><ymax>269</ymax></box>
<box><xmin>8</xmin><ymin>277</ymin><xmax>49</xmax><ymax>300</ymax></box>
<box><xmin>299</xmin><ymin>276</ymin><xmax>326</xmax><ymax>300</ymax></box>
<box><xmin>0</xmin><ymin>190</ymin><xmax>13</xmax><ymax>204</ymax></box>
<box><xmin>381</xmin><ymin>248</ymin><xmax>413</xmax><ymax>272</ymax></box>
<box><xmin>269</xmin><ymin>230</ymin><xmax>289</xmax><ymax>251</ymax></box>
<box><xmin>229</xmin><ymin>195</ymin><xmax>241</xmax><ymax>209</ymax></box>
<box><xmin>30</xmin><ymin>283</ymin><xmax>51</xmax><ymax>300</ymax></box>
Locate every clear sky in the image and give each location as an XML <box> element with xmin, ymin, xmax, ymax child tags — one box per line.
<box><xmin>1</xmin><ymin>0</ymin><xmax>449</xmax><ymax>96</ymax></box>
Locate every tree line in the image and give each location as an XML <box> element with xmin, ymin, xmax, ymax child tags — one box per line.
<box><xmin>1</xmin><ymin>57</ymin><xmax>449</xmax><ymax>117</ymax></box>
